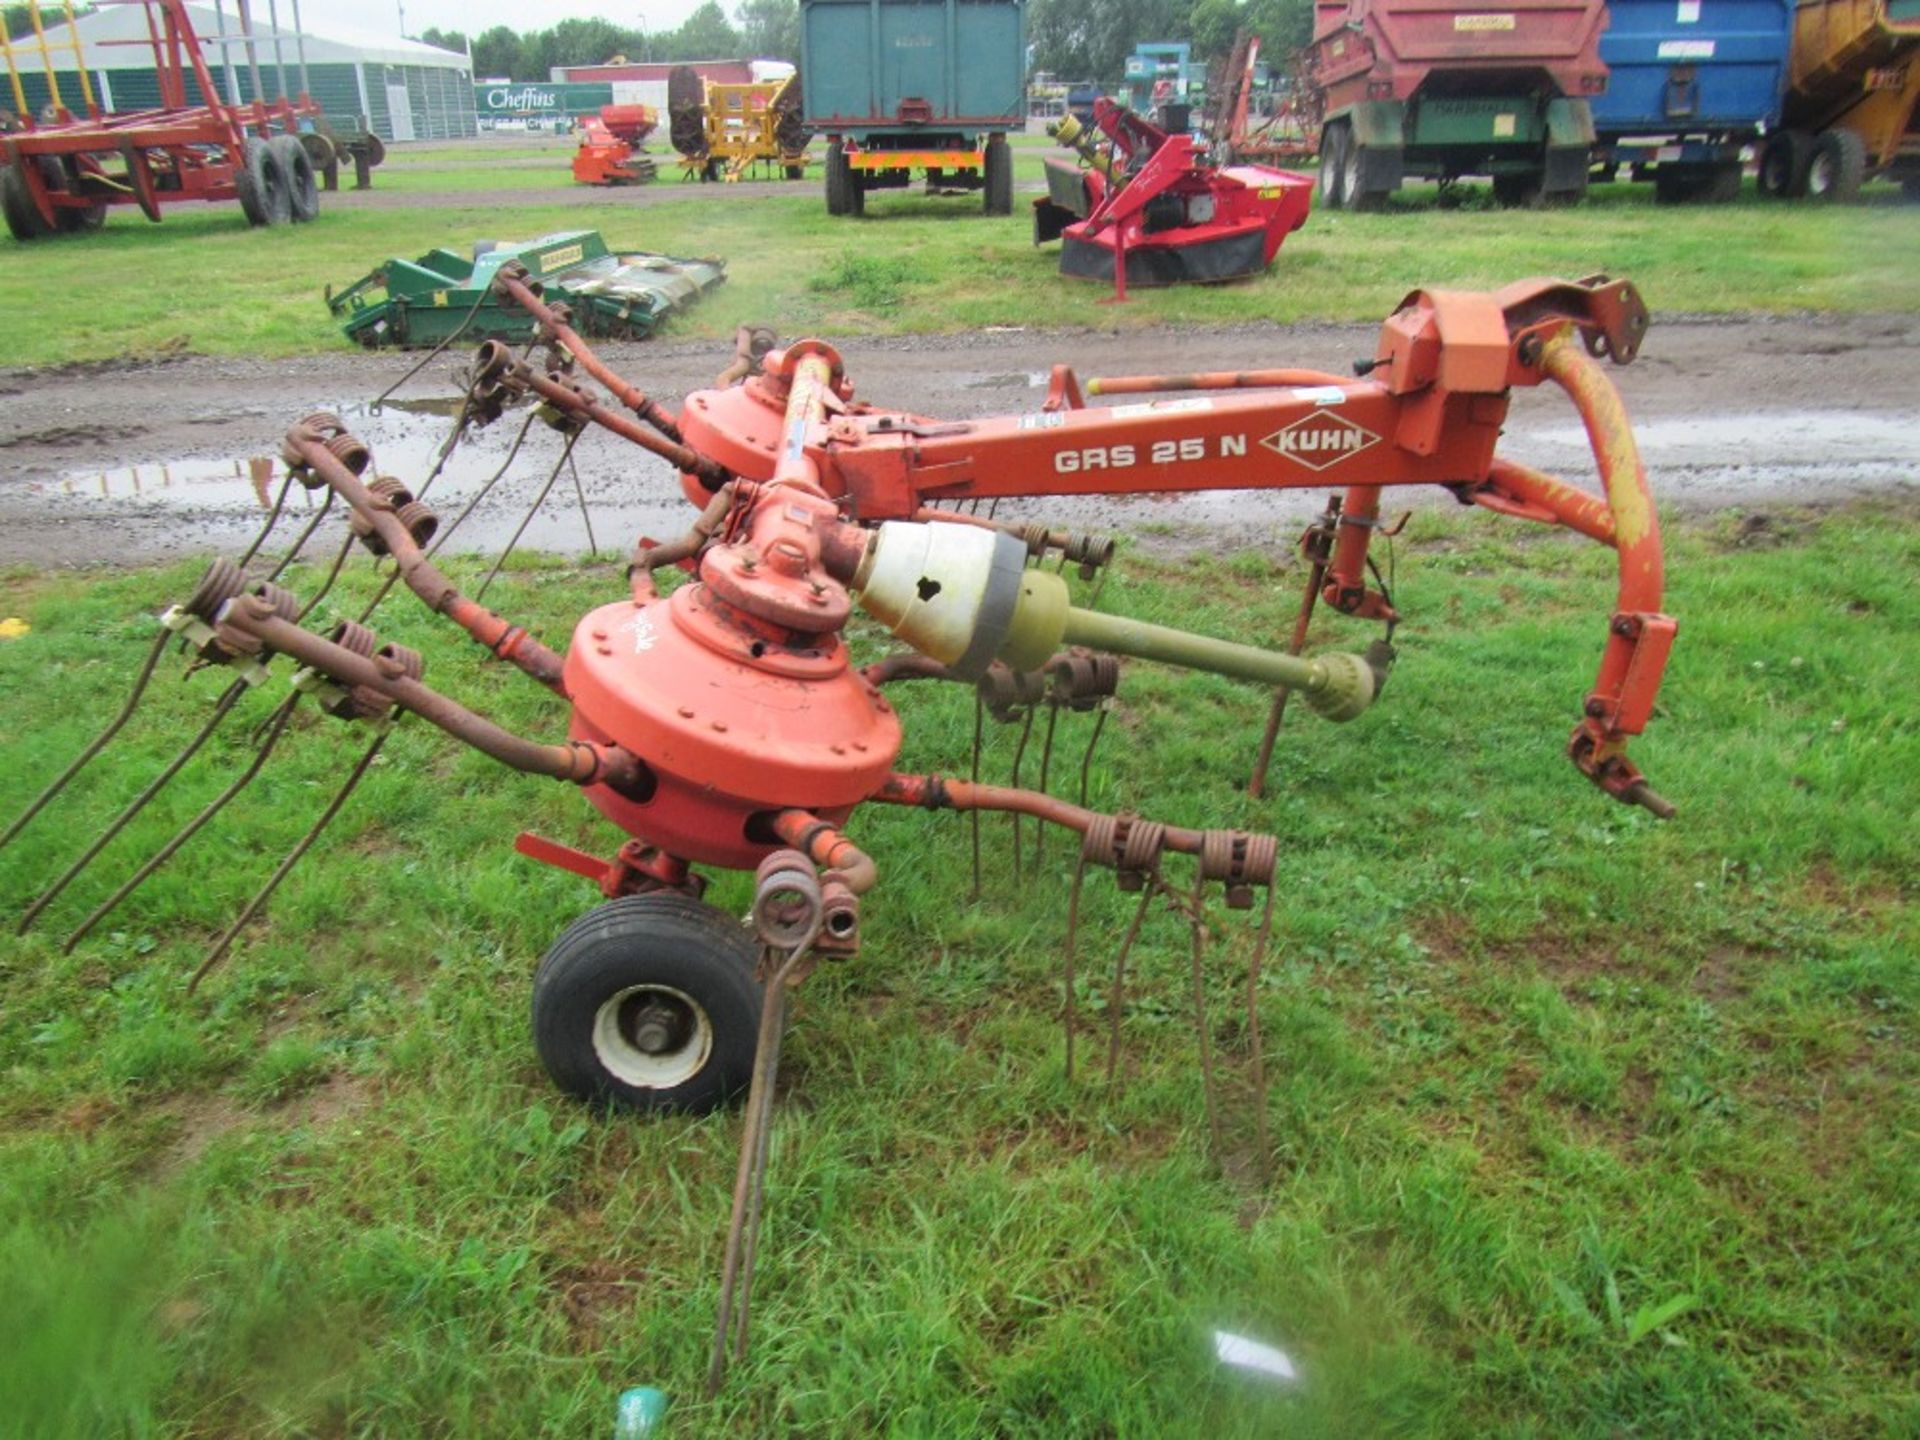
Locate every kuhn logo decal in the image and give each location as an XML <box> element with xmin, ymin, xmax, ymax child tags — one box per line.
<box><xmin>1259</xmin><ymin>413</ymin><xmax>1380</xmax><ymax>471</ymax></box>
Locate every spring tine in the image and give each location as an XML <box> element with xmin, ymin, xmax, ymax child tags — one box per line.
<box><xmin>62</xmin><ymin>695</ymin><xmax>300</xmax><ymax>954</ymax></box>
<box><xmin>1188</xmin><ymin>869</ymin><xmax>1225</xmax><ymax>1164</ymax></box>
<box><xmin>474</xmin><ymin>428</ymin><xmax>580</xmax><ymax>603</ymax></box>
<box><xmin>969</xmin><ymin>693</ymin><xmax>983</xmax><ymax>900</ymax></box>
<box><xmin>1246</xmin><ymin>882</ymin><xmax>1276</xmax><ymax>1165</ymax></box>
<box><xmin>1104</xmin><ymin>883</ymin><xmax>1156</xmax><ymax>1086</ymax></box>
<box><xmin>263</xmin><ymin>488</ymin><xmax>335</xmax><ymax>584</ymax></box>
<box><xmin>188</xmin><ymin>726</ymin><xmax>390</xmax><ymax>991</ymax></box>
<box><xmin>1077</xmin><ymin>705</ymin><xmax>1109</xmax><ymax>810</ymax></box>
<box><xmin>412</xmin><ymin>396</ymin><xmax>472</xmax><ymax>501</ymax></box>
<box><xmin>355</xmin><ymin>565</ymin><xmax>403</xmax><ymax>627</ymax></box>
<box><xmin>296</xmin><ymin>532</ymin><xmax>358</xmax><ymax>624</ymax></box>
<box><xmin>1249</xmin><ymin>515</ymin><xmax>1330</xmax><ymax>799</ymax></box>
<box><xmin>425</xmin><ymin>411</ymin><xmax>538</xmax><ymax>560</ymax></box>
<box><xmin>236</xmin><ymin>467</ymin><xmax>297</xmax><ymax>568</ymax></box>
<box><xmin>1007</xmin><ymin>706</ymin><xmax>1034</xmax><ymax>880</ymax></box>
<box><xmin>16</xmin><ymin>678</ymin><xmax>250</xmax><ymax>934</ymax></box>
<box><xmin>566</xmin><ymin>451</ymin><xmax>599</xmax><ymax>557</ymax></box>
<box><xmin>1061</xmin><ymin>854</ymin><xmax>1087</xmax><ymax>1082</ymax></box>
<box><xmin>708</xmin><ymin>942</ymin><xmax>809</xmax><ymax>1395</ymax></box>
<box><xmin>0</xmin><ymin>627</ymin><xmax>170</xmax><ymax>854</ymax></box>
<box><xmin>1035</xmin><ymin>701</ymin><xmax>1060</xmax><ymax>870</ymax></box>
<box><xmin>369</xmin><ymin>289</ymin><xmax>496</xmax><ymax>410</ymax></box>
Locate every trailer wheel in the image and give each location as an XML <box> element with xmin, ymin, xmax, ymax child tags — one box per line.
<box><xmin>1757</xmin><ymin>130</ymin><xmax>1812</xmax><ymax>198</ymax></box>
<box><xmin>532</xmin><ymin>893</ymin><xmax>763</xmax><ymax>1114</ymax></box>
<box><xmin>0</xmin><ymin>163</ymin><xmax>50</xmax><ymax>240</ymax></box>
<box><xmin>984</xmin><ymin>135</ymin><xmax>1012</xmax><ymax>215</ymax></box>
<box><xmin>54</xmin><ymin>159</ymin><xmax>107</xmax><ymax>232</ymax></box>
<box><xmin>269</xmin><ymin>134</ymin><xmax>320</xmax><ymax>222</ymax></box>
<box><xmin>1492</xmin><ymin>170</ymin><xmax>1546</xmax><ymax>208</ymax></box>
<box><xmin>1317</xmin><ymin>122</ymin><xmax>1350</xmax><ymax>210</ymax></box>
<box><xmin>784</xmin><ymin>162</ymin><xmax>804</xmax><ymax>180</ymax></box>
<box><xmin>235</xmin><ymin>137</ymin><xmax>291</xmax><ymax>227</ymax></box>
<box><xmin>1903</xmin><ymin>177</ymin><xmax>1920</xmax><ymax>204</ymax></box>
<box><xmin>1806</xmin><ymin>129</ymin><xmax>1865</xmax><ymax>203</ymax></box>
<box><xmin>825</xmin><ymin>140</ymin><xmax>848</xmax><ymax>214</ymax></box>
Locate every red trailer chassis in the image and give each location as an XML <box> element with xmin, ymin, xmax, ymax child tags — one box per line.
<box><xmin>0</xmin><ymin>0</ymin><xmax>323</xmax><ymax>239</ymax></box>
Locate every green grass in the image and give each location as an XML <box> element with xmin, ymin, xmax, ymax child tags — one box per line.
<box><xmin>0</xmin><ymin>500</ymin><xmax>1914</xmax><ymax>1435</ymax></box>
<box><xmin>0</xmin><ymin>133</ymin><xmax>1915</xmax><ymax>366</ymax></box>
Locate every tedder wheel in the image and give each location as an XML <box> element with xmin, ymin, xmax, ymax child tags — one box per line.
<box><xmin>825</xmin><ymin>140</ymin><xmax>847</xmax><ymax>214</ymax></box>
<box><xmin>1806</xmin><ymin>128</ymin><xmax>1866</xmax><ymax>203</ymax></box>
<box><xmin>1317</xmin><ymin>121</ymin><xmax>1350</xmax><ymax>210</ymax></box>
<box><xmin>234</xmin><ymin>136</ymin><xmax>291</xmax><ymax>226</ymax></box>
<box><xmin>0</xmin><ymin>163</ymin><xmax>51</xmax><ymax>240</ymax></box>
<box><xmin>1757</xmin><ymin>129</ymin><xmax>1812</xmax><ymax>198</ymax></box>
<box><xmin>984</xmin><ymin>135</ymin><xmax>1012</xmax><ymax>215</ymax></box>
<box><xmin>532</xmin><ymin>893</ymin><xmax>763</xmax><ymax>1114</ymax></box>
<box><xmin>269</xmin><ymin>134</ymin><xmax>320</xmax><ymax>222</ymax></box>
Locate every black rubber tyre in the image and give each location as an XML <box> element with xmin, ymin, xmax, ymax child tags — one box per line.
<box><xmin>984</xmin><ymin>135</ymin><xmax>1012</xmax><ymax>215</ymax></box>
<box><xmin>234</xmin><ymin>136</ymin><xmax>290</xmax><ymax>226</ymax></box>
<box><xmin>1652</xmin><ymin>166</ymin><xmax>1708</xmax><ymax>205</ymax></box>
<box><xmin>847</xmin><ymin>166</ymin><xmax>865</xmax><ymax>216</ymax></box>
<box><xmin>1544</xmin><ymin>169</ymin><xmax>1589</xmax><ymax>207</ymax></box>
<box><xmin>1903</xmin><ymin>176</ymin><xmax>1920</xmax><ymax>204</ymax></box>
<box><xmin>1757</xmin><ymin>129</ymin><xmax>1812</xmax><ymax>198</ymax></box>
<box><xmin>784</xmin><ymin>162</ymin><xmax>803</xmax><ymax>180</ymax></box>
<box><xmin>1704</xmin><ymin>159</ymin><xmax>1743</xmax><ymax>203</ymax></box>
<box><xmin>0</xmin><ymin>162</ymin><xmax>51</xmax><ymax>240</ymax></box>
<box><xmin>48</xmin><ymin>158</ymin><xmax>106</xmax><ymax>232</ymax></box>
<box><xmin>1492</xmin><ymin>170</ymin><xmax>1546</xmax><ymax>208</ymax></box>
<box><xmin>269</xmin><ymin>134</ymin><xmax>320</xmax><ymax>222</ymax></box>
<box><xmin>1317</xmin><ymin>122</ymin><xmax>1350</xmax><ymax>210</ymax></box>
<box><xmin>1342</xmin><ymin>134</ymin><xmax>1384</xmax><ymax>210</ymax></box>
<box><xmin>1806</xmin><ymin>128</ymin><xmax>1865</xmax><ymax>203</ymax></box>
<box><xmin>532</xmin><ymin>893</ymin><xmax>763</xmax><ymax>1114</ymax></box>
<box><xmin>825</xmin><ymin>140</ymin><xmax>848</xmax><ymax>215</ymax></box>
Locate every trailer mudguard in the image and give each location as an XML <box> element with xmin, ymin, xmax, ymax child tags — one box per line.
<box><xmin>1338</xmin><ymin>99</ymin><xmax>1408</xmax><ymax>192</ymax></box>
<box><xmin>1545</xmin><ymin>97</ymin><xmax>1598</xmax><ymax>189</ymax></box>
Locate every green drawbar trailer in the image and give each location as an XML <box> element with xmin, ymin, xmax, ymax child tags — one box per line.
<box><xmin>800</xmin><ymin>0</ymin><xmax>1026</xmax><ymax>216</ymax></box>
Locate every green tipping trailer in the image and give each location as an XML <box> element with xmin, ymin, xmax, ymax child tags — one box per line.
<box><xmin>325</xmin><ymin>231</ymin><xmax>725</xmax><ymax>349</ymax></box>
<box><xmin>800</xmin><ymin>0</ymin><xmax>1026</xmax><ymax>216</ymax></box>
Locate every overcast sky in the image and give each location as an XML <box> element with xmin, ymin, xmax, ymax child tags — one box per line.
<box><xmin>323</xmin><ymin>0</ymin><xmax>713</xmax><ymax>45</ymax></box>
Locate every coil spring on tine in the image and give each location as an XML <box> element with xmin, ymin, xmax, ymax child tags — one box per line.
<box><xmin>752</xmin><ymin>849</ymin><xmax>822</xmax><ymax>950</ymax></box>
<box><xmin>326</xmin><ymin>618</ymin><xmax>379</xmax><ymax>657</ymax></box>
<box><xmin>472</xmin><ymin>339</ymin><xmax>513</xmax><ymax>386</ymax></box>
<box><xmin>1198</xmin><ymin>829</ymin><xmax>1278</xmax><ymax>909</ymax></box>
<box><xmin>366</xmin><ymin>476</ymin><xmax>414</xmax><ymax>508</ymax></box>
<box><xmin>250</xmin><ymin>582</ymin><xmax>303</xmax><ymax>624</ymax></box>
<box><xmin>185</xmin><ymin>557</ymin><xmax>250</xmax><ymax>622</ymax></box>
<box><xmin>1021</xmin><ymin>522</ymin><xmax>1050</xmax><ymax>556</ymax></box>
<box><xmin>377</xmin><ymin>642</ymin><xmax>425</xmax><ymax>682</ymax></box>
<box><xmin>1048</xmin><ymin>652</ymin><xmax>1119</xmax><ymax>709</ymax></box>
<box><xmin>1082</xmin><ymin>813</ymin><xmax>1164</xmax><ymax>887</ymax></box>
<box><xmin>394</xmin><ymin>500</ymin><xmax>439</xmax><ymax>548</ymax></box>
<box><xmin>325</xmin><ymin>431</ymin><xmax>372</xmax><ymax>477</ymax></box>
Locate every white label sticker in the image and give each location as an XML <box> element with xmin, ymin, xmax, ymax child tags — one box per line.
<box><xmin>1493</xmin><ymin>113</ymin><xmax>1517</xmax><ymax>138</ymax></box>
<box><xmin>1657</xmin><ymin>39</ymin><xmax>1715</xmax><ymax>57</ymax></box>
<box><xmin>1018</xmin><ymin>412</ymin><xmax>1067</xmax><ymax>430</ymax></box>
<box><xmin>1290</xmin><ymin>385</ymin><xmax>1348</xmax><ymax>406</ymax></box>
<box><xmin>1676</xmin><ymin>0</ymin><xmax>1700</xmax><ymax>21</ymax></box>
<box><xmin>1454</xmin><ymin>12</ymin><xmax>1515</xmax><ymax>28</ymax></box>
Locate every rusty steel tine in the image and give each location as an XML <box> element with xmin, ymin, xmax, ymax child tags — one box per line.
<box><xmin>1077</xmin><ymin>705</ymin><xmax>1109</xmax><ymax>810</ymax></box>
<box><xmin>1008</xmin><ymin>706</ymin><xmax>1034</xmax><ymax>880</ymax></box>
<box><xmin>370</xmin><ymin>291</ymin><xmax>496</xmax><ymax>410</ymax></box>
<box><xmin>475</xmin><ymin>428</ymin><xmax>581</xmax><ymax>603</ymax></box>
<box><xmin>296</xmin><ymin>532</ymin><xmax>358</xmax><ymax>624</ymax></box>
<box><xmin>1104</xmin><ymin>882</ymin><xmax>1157</xmax><ymax>1085</ymax></box>
<box><xmin>425</xmin><ymin>411</ymin><xmax>539</xmax><ymax>560</ymax></box>
<box><xmin>263</xmin><ymin>488</ymin><xmax>335</xmax><ymax>584</ymax></box>
<box><xmin>970</xmin><ymin>693</ymin><xmax>983</xmax><ymax>900</ymax></box>
<box><xmin>0</xmin><ymin>627</ymin><xmax>170</xmax><ymax>854</ymax></box>
<box><xmin>63</xmin><ymin>694</ymin><xmax>300</xmax><ymax>954</ymax></box>
<box><xmin>566</xmin><ymin>451</ymin><xmax>599</xmax><ymax>557</ymax></box>
<box><xmin>236</xmin><ymin>468</ymin><xmax>297</xmax><ymax>569</ymax></box>
<box><xmin>1188</xmin><ymin>869</ymin><xmax>1225</xmax><ymax>1163</ymax></box>
<box><xmin>1062</xmin><ymin>853</ymin><xmax>1087</xmax><ymax>1081</ymax></box>
<box><xmin>413</xmin><ymin>396</ymin><xmax>473</xmax><ymax>501</ymax></box>
<box><xmin>1035</xmin><ymin>700</ymin><xmax>1060</xmax><ymax>870</ymax></box>
<box><xmin>708</xmin><ymin>938</ymin><xmax>813</xmax><ymax>1395</ymax></box>
<box><xmin>16</xmin><ymin>678</ymin><xmax>250</xmax><ymax>934</ymax></box>
<box><xmin>189</xmin><ymin>726</ymin><xmax>391</xmax><ymax>992</ymax></box>
<box><xmin>355</xmin><ymin>566</ymin><xmax>404</xmax><ymax>627</ymax></box>
<box><xmin>1246</xmin><ymin>882</ymin><xmax>1276</xmax><ymax>1164</ymax></box>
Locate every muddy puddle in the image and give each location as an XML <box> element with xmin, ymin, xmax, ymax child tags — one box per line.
<box><xmin>35</xmin><ymin>398</ymin><xmax>693</xmax><ymax>558</ymax></box>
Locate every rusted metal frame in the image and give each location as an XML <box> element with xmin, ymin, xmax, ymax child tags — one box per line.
<box><xmin>630</xmin><ymin>483</ymin><xmax>737</xmax><ymax>605</ymax></box>
<box><xmin>1471</xmin><ymin>457</ymin><xmax>1618</xmax><ymax>545</ymax></box>
<box><xmin>223</xmin><ymin>601</ymin><xmax>644</xmax><ymax>792</ymax></box>
<box><xmin>512</xmin><ymin>363</ymin><xmax>730</xmax><ymax>492</ymax></box>
<box><xmin>1081</xmin><ymin>367</ymin><xmax>1348</xmax><ymax>397</ymax></box>
<box><xmin>494</xmin><ymin>271</ymin><xmax>687</xmax><ymax>444</ymax></box>
<box><xmin>870</xmin><ymin>775</ymin><xmax>1217</xmax><ymax>857</ymax></box>
<box><xmin>765</xmin><ymin>809</ymin><xmax>877</xmax><ymax>893</ymax></box>
<box><xmin>1248</xmin><ymin>512</ymin><xmax>1331</xmax><ymax>799</ymax></box>
<box><xmin>287</xmin><ymin>427</ymin><xmax>567</xmax><ymax>692</ymax></box>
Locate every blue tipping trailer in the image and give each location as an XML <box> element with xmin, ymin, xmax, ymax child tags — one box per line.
<box><xmin>1590</xmin><ymin>0</ymin><xmax>1794</xmax><ymax>200</ymax></box>
<box><xmin>800</xmin><ymin>0</ymin><xmax>1026</xmax><ymax>216</ymax></box>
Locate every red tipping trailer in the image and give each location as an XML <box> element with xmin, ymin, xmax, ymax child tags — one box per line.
<box><xmin>1306</xmin><ymin>0</ymin><xmax>1610</xmax><ymax>207</ymax></box>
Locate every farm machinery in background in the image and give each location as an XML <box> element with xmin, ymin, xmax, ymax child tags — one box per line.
<box><xmin>0</xmin><ymin>0</ymin><xmax>342</xmax><ymax>239</ymax></box>
<box><xmin>1762</xmin><ymin>0</ymin><xmax>1920</xmax><ymax>201</ymax></box>
<box><xmin>1034</xmin><ymin>96</ymin><xmax>1313</xmax><ymax>299</ymax></box>
<box><xmin>325</xmin><ymin>231</ymin><xmax>725</xmax><ymax>348</ymax></box>
<box><xmin>572</xmin><ymin>103</ymin><xmax>660</xmax><ymax>186</ymax></box>
<box><xmin>802</xmin><ymin>0</ymin><xmax>1023</xmax><ymax>215</ymax></box>
<box><xmin>1208</xmin><ymin>30</ymin><xmax>1322</xmax><ymax>167</ymax></box>
<box><xmin>667</xmin><ymin>64</ymin><xmax>807</xmax><ymax>182</ymax></box>
<box><xmin>1304</xmin><ymin>0</ymin><xmax>1608</xmax><ymax>208</ymax></box>
<box><xmin>5</xmin><ymin>264</ymin><xmax>1676</xmax><ymax>1389</ymax></box>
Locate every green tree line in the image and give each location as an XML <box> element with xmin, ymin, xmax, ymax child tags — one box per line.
<box><xmin>420</xmin><ymin>0</ymin><xmax>799</xmax><ymax>80</ymax></box>
<box><xmin>1030</xmin><ymin>0</ymin><xmax>1316</xmax><ymax>86</ymax></box>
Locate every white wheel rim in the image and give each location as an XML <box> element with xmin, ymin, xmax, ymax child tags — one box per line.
<box><xmin>1808</xmin><ymin>155</ymin><xmax>1831</xmax><ymax>195</ymax></box>
<box><xmin>592</xmin><ymin>983</ymin><xmax>713</xmax><ymax>1090</ymax></box>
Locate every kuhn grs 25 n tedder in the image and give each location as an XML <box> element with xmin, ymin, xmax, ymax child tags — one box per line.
<box><xmin>7</xmin><ymin>270</ymin><xmax>1674</xmax><ymax>1387</ymax></box>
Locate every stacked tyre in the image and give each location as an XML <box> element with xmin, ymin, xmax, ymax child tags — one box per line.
<box><xmin>237</xmin><ymin>134</ymin><xmax>322</xmax><ymax>227</ymax></box>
